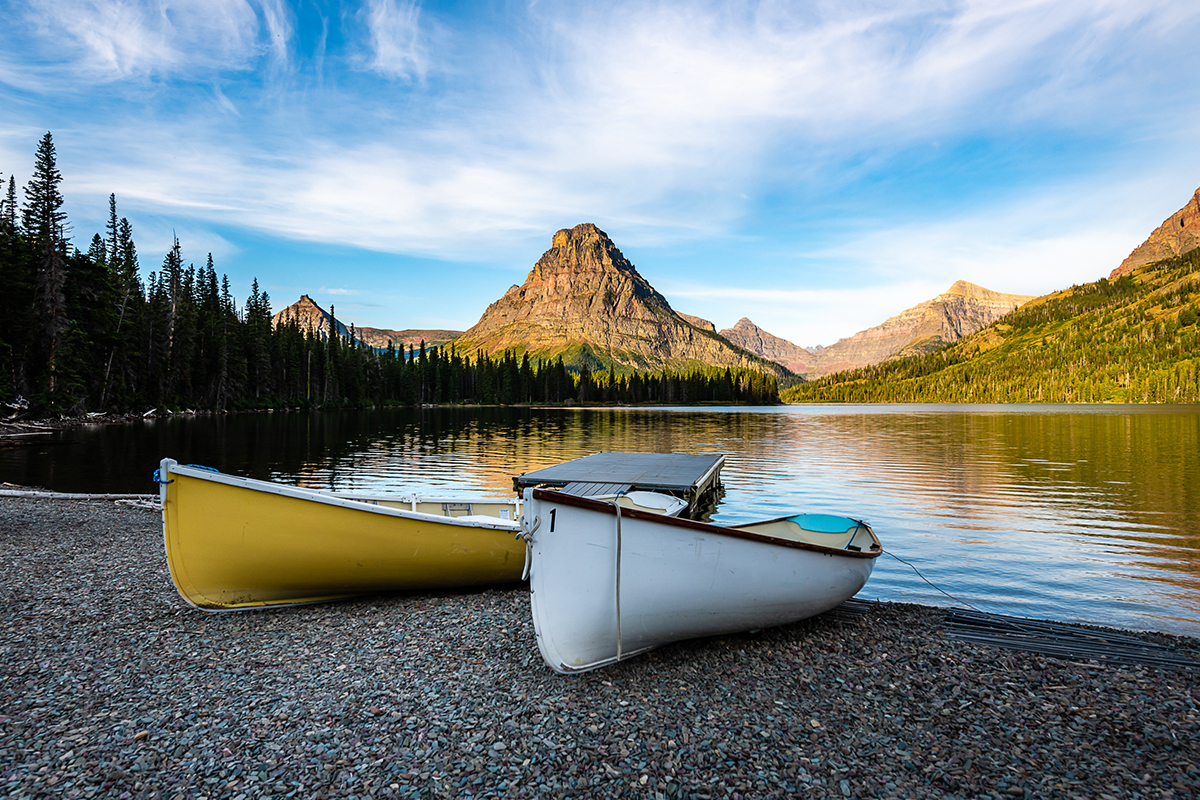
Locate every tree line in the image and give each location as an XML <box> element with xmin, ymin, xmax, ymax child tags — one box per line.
<box><xmin>0</xmin><ymin>133</ymin><xmax>779</xmax><ymax>415</ymax></box>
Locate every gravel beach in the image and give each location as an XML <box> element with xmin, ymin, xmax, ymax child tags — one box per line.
<box><xmin>2</xmin><ymin>498</ymin><xmax>1198</xmax><ymax>800</ymax></box>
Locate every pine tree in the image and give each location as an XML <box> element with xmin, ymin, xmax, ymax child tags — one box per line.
<box><xmin>21</xmin><ymin>132</ymin><xmax>69</xmax><ymax>399</ymax></box>
<box><xmin>0</xmin><ymin>173</ymin><xmax>28</xmax><ymax>399</ymax></box>
<box><xmin>99</xmin><ymin>210</ymin><xmax>144</xmax><ymax>410</ymax></box>
<box><xmin>1</xmin><ymin>176</ymin><xmax>16</xmax><ymax>231</ymax></box>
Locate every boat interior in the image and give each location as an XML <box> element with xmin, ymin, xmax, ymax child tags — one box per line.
<box><xmin>338</xmin><ymin>489</ymin><xmax>687</xmax><ymax>522</ymax></box>
<box><xmin>338</xmin><ymin>494</ymin><xmax>523</xmax><ymax>524</ymax></box>
<box><xmin>736</xmin><ymin>514</ymin><xmax>881</xmax><ymax>552</ymax></box>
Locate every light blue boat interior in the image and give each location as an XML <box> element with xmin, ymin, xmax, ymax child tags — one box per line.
<box><xmin>788</xmin><ymin>514</ymin><xmax>858</xmax><ymax>533</ymax></box>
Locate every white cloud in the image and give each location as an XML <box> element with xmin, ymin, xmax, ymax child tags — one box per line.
<box><xmin>661</xmin><ymin>170</ymin><xmax>1200</xmax><ymax>346</ymax></box>
<box><xmin>17</xmin><ymin>0</ymin><xmax>289</xmax><ymax>80</ymax></box>
<box><xmin>12</xmin><ymin>0</ymin><xmax>1200</xmax><ymax>259</ymax></box>
<box><xmin>363</xmin><ymin>0</ymin><xmax>427</xmax><ymax>80</ymax></box>
<box><xmin>7</xmin><ymin>0</ymin><xmax>1200</xmax><ymax>344</ymax></box>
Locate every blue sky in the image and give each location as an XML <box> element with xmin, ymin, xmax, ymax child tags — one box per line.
<box><xmin>3</xmin><ymin>1</ymin><xmax>1200</xmax><ymax>346</ymax></box>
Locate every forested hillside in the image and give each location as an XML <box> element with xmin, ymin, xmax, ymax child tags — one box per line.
<box><xmin>0</xmin><ymin>133</ymin><xmax>778</xmax><ymax>415</ymax></box>
<box><xmin>782</xmin><ymin>249</ymin><xmax>1200</xmax><ymax>403</ymax></box>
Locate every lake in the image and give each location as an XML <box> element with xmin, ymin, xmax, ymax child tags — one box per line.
<box><xmin>3</xmin><ymin>404</ymin><xmax>1198</xmax><ymax>637</ymax></box>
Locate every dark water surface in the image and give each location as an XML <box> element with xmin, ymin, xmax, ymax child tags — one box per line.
<box><xmin>4</xmin><ymin>404</ymin><xmax>1198</xmax><ymax>636</ymax></box>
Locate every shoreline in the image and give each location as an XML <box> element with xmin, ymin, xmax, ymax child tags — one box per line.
<box><xmin>3</xmin><ymin>497</ymin><xmax>1198</xmax><ymax>799</ymax></box>
<box><xmin>5</xmin><ymin>400</ymin><xmax>1200</xmax><ymax>451</ymax></box>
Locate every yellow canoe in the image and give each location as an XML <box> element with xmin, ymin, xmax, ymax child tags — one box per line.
<box><xmin>158</xmin><ymin>458</ymin><xmax>526</xmax><ymax>611</ymax></box>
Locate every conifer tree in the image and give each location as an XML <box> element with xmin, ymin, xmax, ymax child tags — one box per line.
<box><xmin>99</xmin><ymin>209</ymin><xmax>143</xmax><ymax>409</ymax></box>
<box><xmin>22</xmin><ymin>132</ymin><xmax>69</xmax><ymax>399</ymax></box>
<box><xmin>1</xmin><ymin>176</ymin><xmax>16</xmax><ymax>231</ymax></box>
<box><xmin>0</xmin><ymin>173</ymin><xmax>25</xmax><ymax>399</ymax></box>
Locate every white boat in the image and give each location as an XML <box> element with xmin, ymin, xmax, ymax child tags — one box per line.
<box><xmin>521</xmin><ymin>488</ymin><xmax>882</xmax><ymax>673</ymax></box>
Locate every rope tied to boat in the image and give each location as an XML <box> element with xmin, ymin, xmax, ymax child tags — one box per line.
<box><xmin>612</xmin><ymin>492</ymin><xmax>625</xmax><ymax>662</ymax></box>
<box><xmin>517</xmin><ymin>514</ymin><xmax>540</xmax><ymax>581</ymax></box>
<box><xmin>151</xmin><ymin>468</ymin><xmax>173</xmax><ymax>485</ymax></box>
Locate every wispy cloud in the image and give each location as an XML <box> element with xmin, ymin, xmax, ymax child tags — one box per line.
<box><xmin>660</xmin><ymin>170</ymin><xmax>1200</xmax><ymax>345</ymax></box>
<box><xmin>4</xmin><ymin>0</ymin><xmax>1200</xmax><ymax>337</ymax></box>
<box><xmin>15</xmin><ymin>0</ymin><xmax>289</xmax><ymax>80</ymax></box>
<box><xmin>12</xmin><ymin>0</ymin><xmax>1200</xmax><ymax>257</ymax></box>
<box><xmin>362</xmin><ymin>0</ymin><xmax>427</xmax><ymax>80</ymax></box>
<box><xmin>318</xmin><ymin>286</ymin><xmax>360</xmax><ymax>296</ymax></box>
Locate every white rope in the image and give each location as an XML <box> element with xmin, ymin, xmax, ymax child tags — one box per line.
<box><xmin>518</xmin><ymin>515</ymin><xmax>540</xmax><ymax>581</ymax></box>
<box><xmin>613</xmin><ymin>497</ymin><xmax>624</xmax><ymax>662</ymax></box>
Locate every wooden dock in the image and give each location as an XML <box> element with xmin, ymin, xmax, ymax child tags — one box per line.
<box><xmin>513</xmin><ymin>452</ymin><xmax>725</xmax><ymax>517</ymax></box>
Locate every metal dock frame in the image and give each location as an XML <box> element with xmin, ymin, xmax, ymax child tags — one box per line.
<box><xmin>513</xmin><ymin>452</ymin><xmax>726</xmax><ymax>519</ymax></box>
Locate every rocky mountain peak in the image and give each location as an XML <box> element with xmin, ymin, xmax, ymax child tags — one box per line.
<box><xmin>678</xmin><ymin>313</ymin><xmax>716</xmax><ymax>332</ymax></box>
<box><xmin>453</xmin><ymin>224</ymin><xmax>786</xmax><ymax>375</ymax></box>
<box><xmin>723</xmin><ymin>282</ymin><xmax>1033</xmax><ymax>378</ymax></box>
<box><xmin>1111</xmin><ymin>186</ymin><xmax>1200</xmax><ymax>278</ymax></box>
<box><xmin>272</xmin><ymin>296</ymin><xmax>461</xmax><ymax>350</ymax></box>
<box><xmin>513</xmin><ymin>223</ymin><xmax>669</xmax><ymax>313</ymax></box>
<box><xmin>719</xmin><ymin>318</ymin><xmax>816</xmax><ymax>375</ymax></box>
<box><xmin>942</xmin><ymin>280</ymin><xmax>1000</xmax><ymax>300</ymax></box>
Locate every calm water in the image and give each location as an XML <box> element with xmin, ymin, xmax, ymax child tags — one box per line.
<box><xmin>3</xmin><ymin>404</ymin><xmax>1198</xmax><ymax>637</ymax></box>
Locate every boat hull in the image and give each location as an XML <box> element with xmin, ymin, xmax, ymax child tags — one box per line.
<box><xmin>524</xmin><ymin>489</ymin><xmax>880</xmax><ymax>673</ymax></box>
<box><xmin>160</xmin><ymin>459</ymin><xmax>525</xmax><ymax>610</ymax></box>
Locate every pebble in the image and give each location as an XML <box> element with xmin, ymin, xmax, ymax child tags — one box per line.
<box><xmin>2</xmin><ymin>497</ymin><xmax>1199</xmax><ymax>799</ymax></box>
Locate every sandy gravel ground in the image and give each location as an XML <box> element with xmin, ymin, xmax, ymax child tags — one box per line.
<box><xmin>2</xmin><ymin>498</ymin><xmax>1197</xmax><ymax>800</ymax></box>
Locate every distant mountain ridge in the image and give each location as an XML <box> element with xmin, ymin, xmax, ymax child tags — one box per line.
<box><xmin>1111</xmin><ymin>186</ymin><xmax>1200</xmax><ymax>278</ymax></box>
<box><xmin>782</xmin><ymin>248</ymin><xmax>1200</xmax><ymax>403</ymax></box>
<box><xmin>451</xmin><ymin>223</ymin><xmax>788</xmax><ymax>376</ymax></box>
<box><xmin>722</xmin><ymin>281</ymin><xmax>1033</xmax><ymax>378</ymax></box>
<box><xmin>719</xmin><ymin>318</ymin><xmax>816</xmax><ymax>374</ymax></box>
<box><xmin>272</xmin><ymin>295</ymin><xmax>461</xmax><ymax>350</ymax></box>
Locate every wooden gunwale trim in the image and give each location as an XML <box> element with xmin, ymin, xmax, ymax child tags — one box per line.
<box><xmin>531</xmin><ymin>488</ymin><xmax>881</xmax><ymax>559</ymax></box>
<box><xmin>164</xmin><ymin>461</ymin><xmax>520</xmax><ymax>531</ymax></box>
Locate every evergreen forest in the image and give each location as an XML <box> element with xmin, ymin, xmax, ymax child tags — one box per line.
<box><xmin>782</xmin><ymin>248</ymin><xmax>1200</xmax><ymax>403</ymax></box>
<box><xmin>0</xmin><ymin>133</ymin><xmax>778</xmax><ymax>416</ymax></box>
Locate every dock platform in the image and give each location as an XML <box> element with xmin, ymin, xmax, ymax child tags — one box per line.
<box><xmin>513</xmin><ymin>452</ymin><xmax>725</xmax><ymax>517</ymax></box>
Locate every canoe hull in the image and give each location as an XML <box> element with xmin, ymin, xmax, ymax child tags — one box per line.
<box><xmin>161</xmin><ymin>460</ymin><xmax>525</xmax><ymax>610</ymax></box>
<box><xmin>525</xmin><ymin>489</ymin><xmax>879</xmax><ymax>673</ymax></box>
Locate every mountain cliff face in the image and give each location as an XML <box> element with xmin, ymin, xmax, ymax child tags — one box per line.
<box><xmin>1110</xmin><ymin>187</ymin><xmax>1200</xmax><ymax>278</ymax></box>
<box><xmin>719</xmin><ymin>318</ymin><xmax>816</xmax><ymax>374</ymax></box>
<box><xmin>272</xmin><ymin>295</ymin><xmax>461</xmax><ymax>350</ymax></box>
<box><xmin>678</xmin><ymin>313</ymin><xmax>716</xmax><ymax>332</ymax></box>
<box><xmin>723</xmin><ymin>281</ymin><xmax>1032</xmax><ymax>378</ymax></box>
<box><xmin>806</xmin><ymin>281</ymin><xmax>1035</xmax><ymax>376</ymax></box>
<box><xmin>452</xmin><ymin>223</ymin><xmax>787</xmax><ymax>375</ymax></box>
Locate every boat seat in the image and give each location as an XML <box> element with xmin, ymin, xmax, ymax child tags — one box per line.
<box><xmin>454</xmin><ymin>514</ymin><xmax>521</xmax><ymax>527</ymax></box>
<box><xmin>561</xmin><ymin>481</ymin><xmax>633</xmax><ymax>497</ymax></box>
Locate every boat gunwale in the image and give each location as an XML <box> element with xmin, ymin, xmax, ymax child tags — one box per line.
<box><xmin>530</xmin><ymin>487</ymin><xmax>881</xmax><ymax>559</ymax></box>
<box><xmin>162</xmin><ymin>460</ymin><xmax>521</xmax><ymax>531</ymax></box>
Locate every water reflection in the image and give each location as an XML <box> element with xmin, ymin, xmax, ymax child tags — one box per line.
<box><xmin>2</xmin><ymin>404</ymin><xmax>1197</xmax><ymax>636</ymax></box>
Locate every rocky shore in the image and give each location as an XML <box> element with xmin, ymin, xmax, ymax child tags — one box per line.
<box><xmin>3</xmin><ymin>498</ymin><xmax>1197</xmax><ymax>800</ymax></box>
